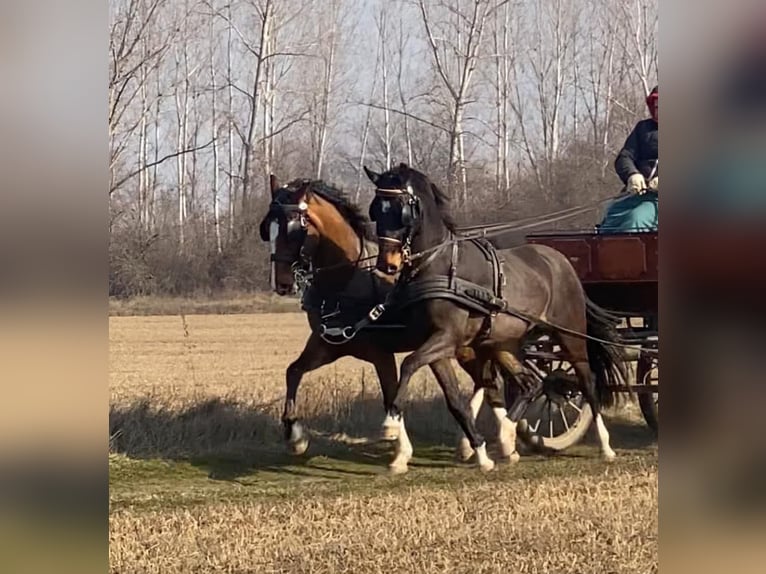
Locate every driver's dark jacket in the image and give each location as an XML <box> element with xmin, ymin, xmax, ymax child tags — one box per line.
<box><xmin>615</xmin><ymin>118</ymin><xmax>658</xmax><ymax>184</ymax></box>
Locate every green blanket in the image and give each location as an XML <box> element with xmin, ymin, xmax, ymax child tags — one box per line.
<box><xmin>598</xmin><ymin>192</ymin><xmax>658</xmax><ymax>233</ymax></box>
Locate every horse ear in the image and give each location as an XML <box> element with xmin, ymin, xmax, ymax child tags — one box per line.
<box><xmin>399</xmin><ymin>162</ymin><xmax>408</xmax><ymax>170</ymax></box>
<box><xmin>363</xmin><ymin>165</ymin><xmax>380</xmax><ymax>185</ymax></box>
<box><xmin>269</xmin><ymin>174</ymin><xmax>280</xmax><ymax>198</ymax></box>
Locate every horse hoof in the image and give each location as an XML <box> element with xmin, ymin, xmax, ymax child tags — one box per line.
<box><xmin>455</xmin><ymin>441</ymin><xmax>474</xmax><ymax>463</ymax></box>
<box><xmin>602</xmin><ymin>449</ymin><xmax>617</xmax><ymax>462</ymax></box>
<box><xmin>288</xmin><ymin>439</ymin><xmax>309</xmax><ymax>456</ymax></box>
<box><xmin>388</xmin><ymin>462</ymin><xmax>409</xmax><ymax>475</ymax></box>
<box><xmin>499</xmin><ymin>441</ymin><xmax>518</xmax><ymax>460</ymax></box>
<box><xmin>479</xmin><ymin>460</ymin><xmax>496</xmax><ymax>473</ymax></box>
<box><xmin>508</xmin><ymin>451</ymin><xmax>521</xmax><ymax>464</ymax></box>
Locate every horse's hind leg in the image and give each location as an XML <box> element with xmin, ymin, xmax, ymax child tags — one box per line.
<box><xmin>454</xmin><ymin>349</ymin><xmax>485</xmax><ymax>462</ymax></box>
<box><xmin>559</xmin><ymin>334</ymin><xmax>616</xmax><ymax>460</ymax></box>
<box><xmin>484</xmin><ymin>380</ymin><xmax>520</xmax><ymax>463</ymax></box>
<box><xmin>456</xmin><ymin>386</ymin><xmax>484</xmax><ymax>462</ymax></box>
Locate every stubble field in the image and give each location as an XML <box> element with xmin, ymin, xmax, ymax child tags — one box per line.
<box><xmin>109</xmin><ymin>312</ymin><xmax>657</xmax><ymax>573</ymax></box>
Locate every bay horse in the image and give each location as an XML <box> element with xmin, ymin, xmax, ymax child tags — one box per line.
<box><xmin>257</xmin><ymin>176</ymin><xmax>518</xmax><ymax>473</ymax></box>
<box><xmin>364</xmin><ymin>163</ymin><xmax>627</xmax><ymax>470</ymax></box>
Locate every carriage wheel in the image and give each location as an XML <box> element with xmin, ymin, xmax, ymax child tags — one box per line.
<box><xmin>637</xmin><ymin>351</ymin><xmax>658</xmax><ymax>434</ymax></box>
<box><xmin>509</xmin><ymin>338</ymin><xmax>593</xmax><ymax>451</ymax></box>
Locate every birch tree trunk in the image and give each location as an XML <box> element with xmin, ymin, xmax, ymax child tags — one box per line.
<box><xmin>315</xmin><ymin>0</ymin><xmax>338</xmax><ymax>179</ymax></box>
<box><xmin>378</xmin><ymin>4</ymin><xmax>391</xmax><ymax>168</ymax></box>
<box><xmin>210</xmin><ymin>2</ymin><xmax>222</xmax><ymax>253</ymax></box>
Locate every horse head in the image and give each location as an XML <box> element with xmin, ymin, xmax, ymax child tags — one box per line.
<box><xmin>259</xmin><ymin>175</ymin><xmax>370</xmax><ymax>295</ymax></box>
<box><xmin>365</xmin><ymin>163</ymin><xmax>455</xmax><ymax>276</ymax></box>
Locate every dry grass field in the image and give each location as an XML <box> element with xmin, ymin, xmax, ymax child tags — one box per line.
<box><xmin>109</xmin><ymin>312</ymin><xmax>658</xmax><ymax>574</ymax></box>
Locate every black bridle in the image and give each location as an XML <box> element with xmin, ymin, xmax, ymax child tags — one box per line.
<box><xmin>260</xmin><ymin>183</ymin><xmax>317</xmax><ymax>291</ymax></box>
<box><xmin>370</xmin><ymin>184</ymin><xmax>422</xmax><ymax>268</ymax></box>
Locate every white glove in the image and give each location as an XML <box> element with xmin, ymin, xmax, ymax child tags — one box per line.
<box><xmin>647</xmin><ymin>176</ymin><xmax>658</xmax><ymax>191</ymax></box>
<box><xmin>626</xmin><ymin>173</ymin><xmax>647</xmax><ymax>194</ymax></box>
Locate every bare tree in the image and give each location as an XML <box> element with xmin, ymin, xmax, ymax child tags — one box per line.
<box><xmin>312</xmin><ymin>0</ymin><xmax>341</xmax><ymax>178</ymax></box>
<box><xmin>573</xmin><ymin>0</ymin><xmax>619</xmax><ymax>174</ymax></box>
<box><xmin>355</xmin><ymin>25</ymin><xmax>382</xmax><ymax>202</ymax></box>
<box><xmin>209</xmin><ymin>0</ymin><xmax>222</xmax><ymax>253</ymax></box>
<box><xmin>614</xmin><ymin>0</ymin><xmax>658</xmax><ymax>97</ymax></box>
<box><xmin>376</xmin><ymin>3</ymin><xmax>392</xmax><ymax>168</ymax></box>
<box><xmin>396</xmin><ymin>7</ymin><xmax>414</xmax><ymax>166</ymax></box>
<box><xmin>417</xmin><ymin>0</ymin><xmax>501</xmax><ymax>204</ymax></box>
<box><xmin>109</xmin><ymin>0</ymin><xmax>168</xmax><ymax>202</ymax></box>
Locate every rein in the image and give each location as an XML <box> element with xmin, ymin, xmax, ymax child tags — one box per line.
<box><xmin>408</xmin><ymin>191</ymin><xmax>629</xmax><ymax>264</ymax></box>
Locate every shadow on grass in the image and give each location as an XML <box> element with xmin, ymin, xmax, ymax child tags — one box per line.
<box><xmin>109</xmin><ymin>393</ymin><xmax>470</xmax><ymax>481</ymax></box>
<box><xmin>109</xmin><ymin>394</ymin><xmax>656</xmax><ymax>482</ymax></box>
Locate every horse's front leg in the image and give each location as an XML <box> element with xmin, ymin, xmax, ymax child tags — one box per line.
<box><xmin>351</xmin><ymin>342</ymin><xmax>401</xmax><ymax>441</ymax></box>
<box><xmin>367</xmin><ymin>351</ymin><xmax>414</xmax><ymax>473</ymax></box>
<box><xmin>283</xmin><ymin>333</ymin><xmax>338</xmax><ymax>455</ymax></box>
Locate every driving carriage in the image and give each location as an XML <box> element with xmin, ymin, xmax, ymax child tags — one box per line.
<box><xmin>515</xmin><ymin>228</ymin><xmax>658</xmax><ymax>450</ymax></box>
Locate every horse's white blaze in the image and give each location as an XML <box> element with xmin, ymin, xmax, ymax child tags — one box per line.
<box><xmin>595</xmin><ymin>413</ymin><xmax>616</xmax><ymax>460</ymax></box>
<box><xmin>269</xmin><ymin>220</ymin><xmax>279</xmax><ymax>291</ymax></box>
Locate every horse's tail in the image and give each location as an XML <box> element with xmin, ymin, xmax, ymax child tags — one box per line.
<box><xmin>585</xmin><ymin>299</ymin><xmax>630</xmax><ymax>408</ymax></box>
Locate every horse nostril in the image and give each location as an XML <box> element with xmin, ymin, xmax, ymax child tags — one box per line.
<box><xmin>386</xmin><ymin>264</ymin><xmax>398</xmax><ymax>275</ymax></box>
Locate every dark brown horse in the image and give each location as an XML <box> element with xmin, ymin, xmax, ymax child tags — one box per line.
<box><xmin>258</xmin><ymin>176</ymin><xmax>517</xmax><ymax>473</ymax></box>
<box><xmin>365</xmin><ymin>163</ymin><xmax>627</xmax><ymax>470</ymax></box>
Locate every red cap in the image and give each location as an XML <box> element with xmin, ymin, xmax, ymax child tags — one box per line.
<box><xmin>646</xmin><ymin>86</ymin><xmax>658</xmax><ymax>121</ymax></box>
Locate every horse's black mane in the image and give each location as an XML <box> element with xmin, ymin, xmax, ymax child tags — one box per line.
<box><xmin>286</xmin><ymin>178</ymin><xmax>373</xmax><ymax>240</ymax></box>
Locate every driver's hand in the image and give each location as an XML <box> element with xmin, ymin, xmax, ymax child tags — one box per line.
<box><xmin>627</xmin><ymin>173</ymin><xmax>647</xmax><ymax>195</ymax></box>
<box><xmin>647</xmin><ymin>176</ymin><xmax>658</xmax><ymax>191</ymax></box>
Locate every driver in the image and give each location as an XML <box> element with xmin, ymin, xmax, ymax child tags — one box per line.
<box><xmin>599</xmin><ymin>85</ymin><xmax>658</xmax><ymax>233</ymax></box>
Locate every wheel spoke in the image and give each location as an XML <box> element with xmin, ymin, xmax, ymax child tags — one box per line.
<box><xmin>548</xmin><ymin>401</ymin><xmax>554</xmax><ymax>438</ymax></box>
<box><xmin>567</xmin><ymin>399</ymin><xmax>582</xmax><ymax>414</ymax></box>
<box><xmin>560</xmin><ymin>407</ymin><xmax>570</xmax><ymax>431</ymax></box>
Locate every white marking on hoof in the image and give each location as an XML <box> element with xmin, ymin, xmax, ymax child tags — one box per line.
<box><xmin>388</xmin><ymin>461</ymin><xmax>409</xmax><ymax>475</ymax></box>
<box><xmin>594</xmin><ymin>414</ymin><xmax>615</xmax><ymax>460</ymax></box>
<box><xmin>390</xmin><ymin>417</ymin><xmax>413</xmax><ymax>472</ymax></box>
<box><xmin>381</xmin><ymin>413</ymin><xmax>401</xmax><ymax>441</ymax></box>
<box><xmin>494</xmin><ymin>407</ymin><xmax>518</xmax><ymax>460</ymax></box>
<box><xmin>455</xmin><ymin>436</ymin><xmax>474</xmax><ymax>462</ymax></box>
<box><xmin>509</xmin><ymin>451</ymin><xmax>521</xmax><ymax>464</ymax></box>
<box><xmin>288</xmin><ymin>422</ymin><xmax>309</xmax><ymax>455</ymax></box>
<box><xmin>474</xmin><ymin>442</ymin><xmax>495</xmax><ymax>472</ymax></box>
<box><xmin>289</xmin><ymin>438</ymin><xmax>309</xmax><ymax>456</ymax></box>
